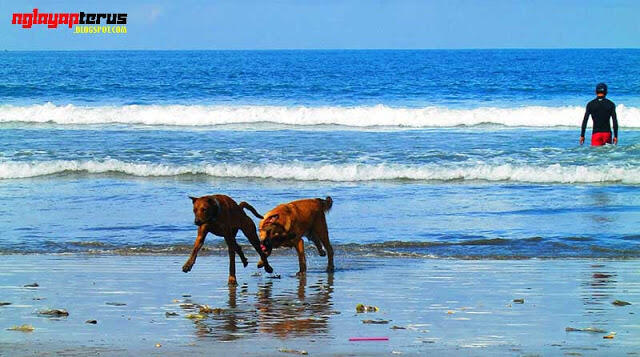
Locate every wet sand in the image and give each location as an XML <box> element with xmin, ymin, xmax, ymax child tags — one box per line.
<box><xmin>0</xmin><ymin>255</ymin><xmax>639</xmax><ymax>356</ymax></box>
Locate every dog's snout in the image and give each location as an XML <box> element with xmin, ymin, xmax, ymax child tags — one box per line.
<box><xmin>260</xmin><ymin>238</ymin><xmax>273</xmax><ymax>257</ymax></box>
<box><xmin>194</xmin><ymin>219</ymin><xmax>202</xmax><ymax>226</ymax></box>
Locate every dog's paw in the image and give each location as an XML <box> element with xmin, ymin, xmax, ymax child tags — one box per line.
<box><xmin>228</xmin><ymin>276</ymin><xmax>238</xmax><ymax>286</ymax></box>
<box><xmin>257</xmin><ymin>259</ymin><xmax>264</xmax><ymax>269</ymax></box>
<box><xmin>182</xmin><ymin>263</ymin><xmax>192</xmax><ymax>273</ymax></box>
<box><xmin>264</xmin><ymin>264</ymin><xmax>273</xmax><ymax>274</ymax></box>
<box><xmin>241</xmin><ymin>258</ymin><xmax>249</xmax><ymax>268</ymax></box>
<box><xmin>318</xmin><ymin>248</ymin><xmax>326</xmax><ymax>257</ymax></box>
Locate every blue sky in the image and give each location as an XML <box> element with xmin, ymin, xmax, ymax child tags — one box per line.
<box><xmin>2</xmin><ymin>0</ymin><xmax>639</xmax><ymax>50</ymax></box>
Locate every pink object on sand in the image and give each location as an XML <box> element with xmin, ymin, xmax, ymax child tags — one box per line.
<box><xmin>349</xmin><ymin>337</ymin><xmax>389</xmax><ymax>342</ymax></box>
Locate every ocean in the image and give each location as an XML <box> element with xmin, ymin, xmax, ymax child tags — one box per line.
<box><xmin>1</xmin><ymin>49</ymin><xmax>639</xmax><ymax>259</ymax></box>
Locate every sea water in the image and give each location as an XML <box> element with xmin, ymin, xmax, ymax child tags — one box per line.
<box><xmin>1</xmin><ymin>50</ymin><xmax>639</xmax><ymax>258</ymax></box>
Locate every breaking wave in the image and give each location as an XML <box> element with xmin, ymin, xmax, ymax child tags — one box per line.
<box><xmin>2</xmin><ymin>159</ymin><xmax>640</xmax><ymax>184</ymax></box>
<box><xmin>1</xmin><ymin>103</ymin><xmax>639</xmax><ymax>128</ymax></box>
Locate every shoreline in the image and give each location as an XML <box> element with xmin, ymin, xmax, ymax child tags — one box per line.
<box><xmin>1</xmin><ymin>255</ymin><xmax>639</xmax><ymax>356</ymax></box>
<box><xmin>4</xmin><ymin>251</ymin><xmax>640</xmax><ymax>260</ymax></box>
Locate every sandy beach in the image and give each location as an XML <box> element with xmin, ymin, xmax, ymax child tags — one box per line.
<box><xmin>0</xmin><ymin>254</ymin><xmax>638</xmax><ymax>356</ymax></box>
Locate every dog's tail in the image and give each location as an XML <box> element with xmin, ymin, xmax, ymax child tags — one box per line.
<box><xmin>239</xmin><ymin>202</ymin><xmax>264</xmax><ymax>219</ymax></box>
<box><xmin>321</xmin><ymin>196</ymin><xmax>333</xmax><ymax>212</ymax></box>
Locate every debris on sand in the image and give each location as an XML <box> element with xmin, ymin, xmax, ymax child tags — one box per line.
<box><xmin>105</xmin><ymin>302</ymin><xmax>127</xmax><ymax>306</ymax></box>
<box><xmin>179</xmin><ymin>303</ymin><xmax>196</xmax><ymax>310</ymax></box>
<box><xmin>198</xmin><ymin>305</ymin><xmax>214</xmax><ymax>313</ymax></box>
<box><xmin>85</xmin><ymin>320</ymin><xmax>97</xmax><ymax>324</ymax></box>
<box><xmin>155</xmin><ymin>343</ymin><xmax>162</xmax><ymax>348</ymax></box>
<box><xmin>185</xmin><ymin>313</ymin><xmax>206</xmax><ymax>320</ymax></box>
<box><xmin>37</xmin><ymin>309</ymin><xmax>69</xmax><ymax>317</ymax></box>
<box><xmin>565</xmin><ymin>327</ymin><xmax>607</xmax><ymax>333</ymax></box>
<box><xmin>612</xmin><ymin>300</ymin><xmax>631</xmax><ymax>306</ymax></box>
<box><xmin>513</xmin><ymin>298</ymin><xmax>525</xmax><ymax>304</ymax></box>
<box><xmin>24</xmin><ymin>283</ymin><xmax>39</xmax><ymax>288</ymax></box>
<box><xmin>251</xmin><ymin>272</ymin><xmax>262</xmax><ymax>277</ymax></box>
<box><xmin>7</xmin><ymin>324</ymin><xmax>34</xmax><ymax>332</ymax></box>
<box><xmin>165</xmin><ymin>312</ymin><xmax>178</xmax><ymax>317</ymax></box>
<box><xmin>199</xmin><ymin>305</ymin><xmax>224</xmax><ymax>314</ymax></box>
<box><xmin>0</xmin><ymin>302</ymin><xmax>11</xmax><ymax>306</ymax></box>
<box><xmin>278</xmin><ymin>348</ymin><xmax>308</xmax><ymax>355</ymax></box>
<box><xmin>356</xmin><ymin>304</ymin><xmax>379</xmax><ymax>313</ymax></box>
<box><xmin>362</xmin><ymin>319</ymin><xmax>390</xmax><ymax>324</ymax></box>
<box><xmin>593</xmin><ymin>273</ymin><xmax>613</xmax><ymax>279</ymax></box>
<box><xmin>268</xmin><ymin>274</ymin><xmax>282</xmax><ymax>279</ymax></box>
<box><xmin>603</xmin><ymin>333</ymin><xmax>616</xmax><ymax>339</ymax></box>
<box><xmin>390</xmin><ymin>325</ymin><xmax>406</xmax><ymax>330</ymax></box>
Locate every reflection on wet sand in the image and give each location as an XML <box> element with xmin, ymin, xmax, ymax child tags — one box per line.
<box><xmin>581</xmin><ymin>263</ymin><xmax>617</xmax><ymax>318</ymax></box>
<box><xmin>183</xmin><ymin>275</ymin><xmax>336</xmax><ymax>341</ymax></box>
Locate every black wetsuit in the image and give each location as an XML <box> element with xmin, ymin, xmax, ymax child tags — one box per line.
<box><xmin>581</xmin><ymin>96</ymin><xmax>618</xmax><ymax>138</ymax></box>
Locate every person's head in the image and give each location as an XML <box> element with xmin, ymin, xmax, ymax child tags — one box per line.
<box><xmin>595</xmin><ymin>82</ymin><xmax>607</xmax><ymax>97</ymax></box>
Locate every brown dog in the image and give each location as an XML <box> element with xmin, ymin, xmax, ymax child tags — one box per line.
<box><xmin>183</xmin><ymin>195</ymin><xmax>273</xmax><ymax>285</ymax></box>
<box><xmin>258</xmin><ymin>197</ymin><xmax>334</xmax><ymax>275</ymax></box>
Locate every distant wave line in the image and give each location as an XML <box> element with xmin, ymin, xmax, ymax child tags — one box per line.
<box><xmin>1</xmin><ymin>103</ymin><xmax>639</xmax><ymax>128</ymax></box>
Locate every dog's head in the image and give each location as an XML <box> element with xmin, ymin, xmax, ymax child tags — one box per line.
<box><xmin>259</xmin><ymin>213</ymin><xmax>292</xmax><ymax>256</ymax></box>
<box><xmin>189</xmin><ymin>196</ymin><xmax>220</xmax><ymax>226</ymax></box>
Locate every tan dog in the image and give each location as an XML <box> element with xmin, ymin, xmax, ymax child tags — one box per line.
<box><xmin>183</xmin><ymin>194</ymin><xmax>273</xmax><ymax>285</ymax></box>
<box><xmin>258</xmin><ymin>197</ymin><xmax>334</xmax><ymax>275</ymax></box>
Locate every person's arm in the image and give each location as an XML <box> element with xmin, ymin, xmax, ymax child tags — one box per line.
<box><xmin>612</xmin><ymin>104</ymin><xmax>618</xmax><ymax>144</ymax></box>
<box><xmin>580</xmin><ymin>103</ymin><xmax>590</xmax><ymax>144</ymax></box>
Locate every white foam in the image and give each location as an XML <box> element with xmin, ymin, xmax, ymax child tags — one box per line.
<box><xmin>1</xmin><ymin>103</ymin><xmax>639</xmax><ymax>128</ymax></box>
<box><xmin>2</xmin><ymin>159</ymin><xmax>639</xmax><ymax>184</ymax></box>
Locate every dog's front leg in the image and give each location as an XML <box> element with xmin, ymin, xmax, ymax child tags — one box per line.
<box><xmin>182</xmin><ymin>225</ymin><xmax>208</xmax><ymax>273</ymax></box>
<box><xmin>226</xmin><ymin>239</ymin><xmax>237</xmax><ymax>286</ymax></box>
<box><xmin>295</xmin><ymin>238</ymin><xmax>306</xmax><ymax>276</ymax></box>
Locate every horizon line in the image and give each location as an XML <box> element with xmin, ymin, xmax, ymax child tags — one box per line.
<box><xmin>2</xmin><ymin>47</ymin><xmax>639</xmax><ymax>52</ymax></box>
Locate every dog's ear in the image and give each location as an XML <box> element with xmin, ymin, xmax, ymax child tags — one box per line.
<box><xmin>189</xmin><ymin>196</ymin><xmax>198</xmax><ymax>204</ymax></box>
<box><xmin>266</xmin><ymin>214</ymin><xmax>290</xmax><ymax>231</ymax></box>
<box><xmin>264</xmin><ymin>214</ymin><xmax>279</xmax><ymax>225</ymax></box>
<box><xmin>282</xmin><ymin>214</ymin><xmax>292</xmax><ymax>232</ymax></box>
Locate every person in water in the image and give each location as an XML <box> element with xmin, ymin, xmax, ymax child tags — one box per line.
<box><xmin>580</xmin><ymin>82</ymin><xmax>618</xmax><ymax>146</ymax></box>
